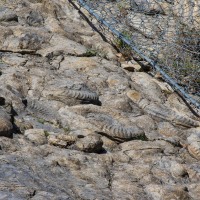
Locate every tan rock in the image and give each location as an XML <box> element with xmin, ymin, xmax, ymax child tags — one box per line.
<box><xmin>73</xmin><ymin>134</ymin><xmax>103</xmax><ymax>153</ymax></box>
<box><xmin>170</xmin><ymin>161</ymin><xmax>187</xmax><ymax>178</ymax></box>
<box><xmin>2</xmin><ymin>55</ymin><xmax>27</xmax><ymax>67</ymax></box>
<box><xmin>121</xmin><ymin>60</ymin><xmax>141</xmax><ymax>71</ymax></box>
<box><xmin>131</xmin><ymin>72</ymin><xmax>166</xmax><ymax>103</ymax></box>
<box><xmin>24</xmin><ymin>129</ymin><xmax>47</xmax><ymax>145</ymax></box>
<box><xmin>37</xmin><ymin>34</ymin><xmax>87</xmax><ymax>57</ymax></box>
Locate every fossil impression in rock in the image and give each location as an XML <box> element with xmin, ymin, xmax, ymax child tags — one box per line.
<box><xmin>127</xmin><ymin>90</ymin><xmax>200</xmax><ymax>128</ymax></box>
<box><xmin>45</xmin><ymin>88</ymin><xmax>100</xmax><ymax>105</ymax></box>
<box><xmin>26</xmin><ymin>11</ymin><xmax>44</xmax><ymax>27</ymax></box>
<box><xmin>23</xmin><ymin>98</ymin><xmax>60</xmax><ymax>124</ymax></box>
<box><xmin>86</xmin><ymin>113</ymin><xmax>145</xmax><ymax>141</ymax></box>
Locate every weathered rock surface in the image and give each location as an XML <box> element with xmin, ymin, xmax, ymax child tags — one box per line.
<box><xmin>0</xmin><ymin>0</ymin><xmax>199</xmax><ymax>199</ymax></box>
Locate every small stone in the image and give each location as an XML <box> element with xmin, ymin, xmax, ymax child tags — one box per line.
<box><xmin>73</xmin><ymin>134</ymin><xmax>103</xmax><ymax>153</ymax></box>
<box><xmin>14</xmin><ymin>117</ymin><xmax>33</xmax><ymax>133</ymax></box>
<box><xmin>121</xmin><ymin>60</ymin><xmax>141</xmax><ymax>72</ymax></box>
<box><xmin>48</xmin><ymin>134</ymin><xmax>77</xmax><ymax>148</ymax></box>
<box><xmin>101</xmin><ymin>136</ymin><xmax>119</xmax><ymax>151</ymax></box>
<box><xmin>170</xmin><ymin>161</ymin><xmax>187</xmax><ymax>177</ymax></box>
<box><xmin>24</xmin><ymin>129</ymin><xmax>47</xmax><ymax>145</ymax></box>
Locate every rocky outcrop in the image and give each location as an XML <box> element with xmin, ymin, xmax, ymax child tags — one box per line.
<box><xmin>0</xmin><ymin>0</ymin><xmax>199</xmax><ymax>199</ymax></box>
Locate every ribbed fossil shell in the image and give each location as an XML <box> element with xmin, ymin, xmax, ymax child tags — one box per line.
<box><xmin>25</xmin><ymin>98</ymin><xmax>60</xmax><ymax>124</ymax></box>
<box><xmin>127</xmin><ymin>90</ymin><xmax>200</xmax><ymax>128</ymax></box>
<box><xmin>47</xmin><ymin>88</ymin><xmax>99</xmax><ymax>100</ymax></box>
<box><xmin>146</xmin><ymin>105</ymin><xmax>200</xmax><ymax>127</ymax></box>
<box><xmin>65</xmin><ymin>89</ymin><xmax>99</xmax><ymax>100</ymax></box>
<box><xmin>173</xmin><ymin>115</ymin><xmax>200</xmax><ymax>128</ymax></box>
<box><xmin>87</xmin><ymin>113</ymin><xmax>145</xmax><ymax>140</ymax></box>
<box><xmin>26</xmin><ymin>11</ymin><xmax>44</xmax><ymax>27</ymax></box>
<box><xmin>45</xmin><ymin>88</ymin><xmax>100</xmax><ymax>106</ymax></box>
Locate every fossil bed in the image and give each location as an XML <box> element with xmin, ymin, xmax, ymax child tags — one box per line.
<box><xmin>0</xmin><ymin>0</ymin><xmax>200</xmax><ymax>200</ymax></box>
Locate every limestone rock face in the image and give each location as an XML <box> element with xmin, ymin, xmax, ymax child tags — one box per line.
<box><xmin>0</xmin><ymin>0</ymin><xmax>199</xmax><ymax>199</ymax></box>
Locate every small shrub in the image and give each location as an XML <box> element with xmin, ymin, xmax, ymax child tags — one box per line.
<box><xmin>37</xmin><ymin>118</ymin><xmax>45</xmax><ymax>124</ymax></box>
<box><xmin>44</xmin><ymin>130</ymin><xmax>49</xmax><ymax>137</ymax></box>
<box><xmin>63</xmin><ymin>126</ymin><xmax>71</xmax><ymax>133</ymax></box>
<box><xmin>114</xmin><ymin>30</ymin><xmax>133</xmax><ymax>60</ymax></box>
<box><xmin>84</xmin><ymin>48</ymin><xmax>98</xmax><ymax>57</ymax></box>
